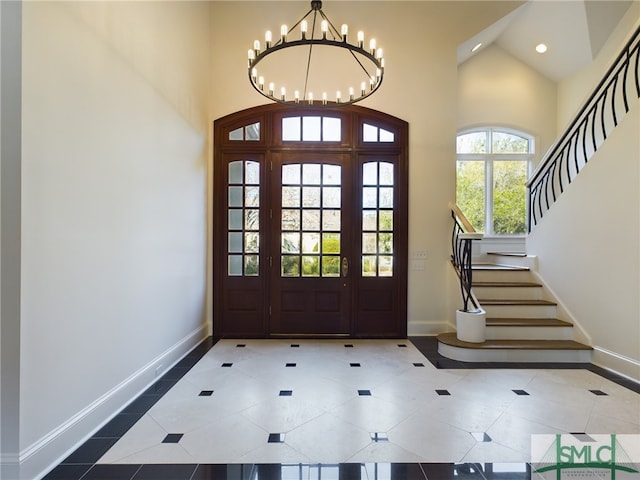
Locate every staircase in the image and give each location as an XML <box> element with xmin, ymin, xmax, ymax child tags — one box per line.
<box><xmin>438</xmin><ymin>253</ymin><xmax>593</xmax><ymax>363</ymax></box>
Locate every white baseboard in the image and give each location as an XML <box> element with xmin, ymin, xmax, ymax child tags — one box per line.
<box><xmin>592</xmin><ymin>346</ymin><xmax>640</xmax><ymax>384</ymax></box>
<box><xmin>407</xmin><ymin>320</ymin><xmax>451</xmax><ymax>336</ymax></box>
<box><xmin>21</xmin><ymin>323</ymin><xmax>209</xmax><ymax>480</ymax></box>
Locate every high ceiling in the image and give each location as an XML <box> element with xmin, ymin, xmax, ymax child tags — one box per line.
<box><xmin>458</xmin><ymin>0</ymin><xmax>634</xmax><ymax>82</ymax></box>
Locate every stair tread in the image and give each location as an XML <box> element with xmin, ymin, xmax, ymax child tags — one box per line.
<box><xmin>487</xmin><ymin>252</ymin><xmax>528</xmax><ymax>257</ymax></box>
<box><xmin>472</xmin><ymin>263</ymin><xmax>529</xmax><ymax>271</ymax></box>
<box><xmin>437</xmin><ymin>332</ymin><xmax>592</xmax><ymax>350</ymax></box>
<box><xmin>474</xmin><ymin>281</ymin><xmax>542</xmax><ymax>288</ymax></box>
<box><xmin>479</xmin><ymin>299</ymin><xmax>557</xmax><ymax>306</ymax></box>
<box><xmin>486</xmin><ymin>317</ymin><xmax>573</xmax><ymax>327</ymax></box>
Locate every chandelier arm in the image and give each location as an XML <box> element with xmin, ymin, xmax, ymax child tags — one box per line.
<box><xmin>302</xmin><ymin>9</ymin><xmax>319</xmax><ymax>99</ymax></box>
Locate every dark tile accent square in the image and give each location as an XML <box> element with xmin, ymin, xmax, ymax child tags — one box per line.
<box><xmin>61</xmin><ymin>438</ymin><xmax>118</xmax><ymax>464</ymax></box>
<box><xmin>236</xmin><ymin>344</ymin><xmax>246</xmax><ymax>348</ymax></box>
<box><xmin>471</xmin><ymin>432</ymin><xmax>492</xmax><ymax>442</ymax></box>
<box><xmin>571</xmin><ymin>433</ymin><xmax>596</xmax><ymax>442</ymax></box>
<box><xmin>436</xmin><ymin>389</ymin><xmax>451</xmax><ymax>396</ymax></box>
<box><xmin>221</xmin><ymin>363</ymin><xmax>233</xmax><ymax>367</ymax></box>
<box><xmin>345</xmin><ymin>344</ymin><xmax>354</xmax><ymax>348</ymax></box>
<box><xmin>267</xmin><ymin>433</ymin><xmax>285</xmax><ymax>443</ymax></box>
<box><xmin>286</xmin><ymin>363</ymin><xmax>297</xmax><ymax>367</ymax></box>
<box><xmin>81</xmin><ymin>464</ymin><xmax>142</xmax><ymax>480</ymax></box>
<box><xmin>132</xmin><ymin>464</ymin><xmax>198</xmax><ymax>480</ymax></box>
<box><xmin>513</xmin><ymin>389</ymin><xmax>530</xmax><ymax>395</ymax></box>
<box><xmin>162</xmin><ymin>433</ymin><xmax>184</xmax><ymax>444</ymax></box>
<box><xmin>42</xmin><ymin>464</ymin><xmax>93</xmax><ymax>480</ymax></box>
<box><xmin>279</xmin><ymin>390</ymin><xmax>293</xmax><ymax>396</ymax></box>
<box><xmin>291</xmin><ymin>344</ymin><xmax>300</xmax><ymax>348</ymax></box>
<box><xmin>370</xmin><ymin>432</ymin><xmax>389</xmax><ymax>442</ymax></box>
<box><xmin>350</xmin><ymin>363</ymin><xmax>361</xmax><ymax>367</ymax></box>
<box><xmin>413</xmin><ymin>363</ymin><xmax>425</xmax><ymax>367</ymax></box>
<box><xmin>589</xmin><ymin>389</ymin><xmax>608</xmax><ymax>396</ymax></box>
<box><xmin>199</xmin><ymin>390</ymin><xmax>214</xmax><ymax>396</ymax></box>
<box><xmin>398</xmin><ymin>344</ymin><xmax>407</xmax><ymax>348</ymax></box>
<box><xmin>358</xmin><ymin>389</ymin><xmax>372</xmax><ymax>396</ymax></box>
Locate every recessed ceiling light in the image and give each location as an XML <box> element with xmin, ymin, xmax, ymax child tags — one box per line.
<box><xmin>471</xmin><ymin>42</ymin><xmax>483</xmax><ymax>53</ymax></box>
<box><xmin>536</xmin><ymin>43</ymin><xmax>548</xmax><ymax>54</ymax></box>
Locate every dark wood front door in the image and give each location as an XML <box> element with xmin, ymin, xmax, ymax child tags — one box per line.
<box><xmin>213</xmin><ymin>104</ymin><xmax>408</xmax><ymax>338</ymax></box>
<box><xmin>270</xmin><ymin>153</ymin><xmax>352</xmax><ymax>335</ymax></box>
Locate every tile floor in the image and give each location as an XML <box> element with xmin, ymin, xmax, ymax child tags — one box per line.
<box><xmin>44</xmin><ymin>337</ymin><xmax>640</xmax><ymax>480</ymax></box>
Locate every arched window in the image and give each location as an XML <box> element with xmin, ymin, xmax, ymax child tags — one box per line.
<box><xmin>456</xmin><ymin>127</ymin><xmax>534</xmax><ymax>236</ymax></box>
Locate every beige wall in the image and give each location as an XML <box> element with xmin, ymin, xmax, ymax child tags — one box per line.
<box><xmin>457</xmin><ymin>44</ymin><xmax>558</xmax><ymax>167</ymax></box>
<box><xmin>209</xmin><ymin>1</ymin><xmax>522</xmax><ymax>335</ymax></box>
<box><xmin>20</xmin><ymin>2</ymin><xmax>210</xmax><ymax>477</ymax></box>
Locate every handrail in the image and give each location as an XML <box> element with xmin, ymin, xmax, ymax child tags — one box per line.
<box><xmin>450</xmin><ymin>202</ymin><xmax>483</xmax><ymax>312</ymax></box>
<box><xmin>527</xmin><ymin>25</ymin><xmax>640</xmax><ymax>232</ymax></box>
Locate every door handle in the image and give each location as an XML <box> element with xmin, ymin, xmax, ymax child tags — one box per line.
<box><xmin>342</xmin><ymin>257</ymin><xmax>349</xmax><ymax>277</ymax></box>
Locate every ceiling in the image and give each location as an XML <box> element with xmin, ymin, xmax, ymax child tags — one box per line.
<box><xmin>458</xmin><ymin>0</ymin><xmax>634</xmax><ymax>82</ymax></box>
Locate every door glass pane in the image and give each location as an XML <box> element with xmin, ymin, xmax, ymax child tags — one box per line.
<box><xmin>322</xmin><ymin>233</ymin><xmax>340</xmax><ymax>254</ymax></box>
<box><xmin>302</xmin><ymin>232</ymin><xmax>320</xmax><ymax>253</ymax></box>
<box><xmin>361</xmin><ymin>161</ymin><xmax>395</xmax><ymax>277</ymax></box>
<box><xmin>322</xmin><ymin>187</ymin><xmax>341</xmax><ymax>208</ymax></box>
<box><xmin>303</xmin><ymin>164</ymin><xmax>321</xmax><ymax>184</ymax></box>
<box><xmin>322</xmin><ymin>256</ymin><xmax>340</xmax><ymax>276</ymax></box>
<box><xmin>362</xmin><ymin>211</ymin><xmax>377</xmax><ymax>231</ymax></box>
<box><xmin>228</xmin><ymin>186</ymin><xmax>243</xmax><ymax>207</ymax></box>
<box><xmin>322</xmin><ymin>210</ymin><xmax>340</xmax><ymax>231</ymax></box>
<box><xmin>282</xmin><ymin>164</ymin><xmax>301</xmax><ymax>184</ymax></box>
<box><xmin>379</xmin><ymin>162</ymin><xmax>394</xmax><ymax>185</ymax></box>
<box><xmin>363</xmin><ymin>124</ymin><xmax>377</xmax><ymax>142</ymax></box>
<box><xmin>229</xmin><ymin>210</ymin><xmax>242</xmax><ymax>229</ymax></box>
<box><xmin>282</xmin><ymin>187</ymin><xmax>301</xmax><ymax>207</ymax></box>
<box><xmin>363</xmin><ymin>163</ymin><xmax>377</xmax><ymax>185</ymax></box>
<box><xmin>229</xmin><ymin>232</ymin><xmax>242</xmax><ymax>253</ymax></box>
<box><xmin>281</xmin><ymin>163</ymin><xmax>341</xmax><ymax>277</ymax></box>
<box><xmin>323</xmin><ymin>117</ymin><xmax>341</xmax><ymax>141</ymax></box>
<box><xmin>323</xmin><ymin>165</ymin><xmax>341</xmax><ymax>185</ymax></box>
<box><xmin>229</xmin><ymin>161</ymin><xmax>243</xmax><ymax>183</ymax></box>
<box><xmin>228</xmin><ymin>255</ymin><xmax>242</xmax><ymax>275</ymax></box>
<box><xmin>282</xmin><ymin>210</ymin><xmax>300</xmax><ymax>230</ymax></box>
<box><xmin>245</xmin><ymin>187</ymin><xmax>259</xmax><ymax>207</ymax></box>
<box><xmin>379</xmin><ymin>129</ymin><xmax>394</xmax><ymax>142</ymax></box>
<box><xmin>302</xmin><ymin>187</ymin><xmax>321</xmax><ymax>207</ymax></box>
<box><xmin>282</xmin><ymin>117</ymin><xmax>301</xmax><ymax>141</ymax></box>
<box><xmin>245</xmin><ymin>161</ymin><xmax>260</xmax><ymax>184</ymax></box>
<box><xmin>302</xmin><ymin>117</ymin><xmax>321</xmax><ymax>141</ymax></box>
<box><xmin>227</xmin><ymin>160</ymin><xmax>261</xmax><ymax>277</ymax></box>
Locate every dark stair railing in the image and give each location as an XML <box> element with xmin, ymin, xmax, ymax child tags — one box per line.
<box><xmin>450</xmin><ymin>202</ymin><xmax>483</xmax><ymax>312</ymax></box>
<box><xmin>527</xmin><ymin>26</ymin><xmax>640</xmax><ymax>231</ymax></box>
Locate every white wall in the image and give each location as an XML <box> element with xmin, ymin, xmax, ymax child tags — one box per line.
<box><xmin>458</xmin><ymin>44</ymin><xmax>558</xmax><ymax>167</ymax></box>
<box><xmin>209</xmin><ymin>1</ymin><xmax>523</xmax><ymax>335</ymax></box>
<box><xmin>20</xmin><ymin>2</ymin><xmax>210</xmax><ymax>477</ymax></box>
<box><xmin>528</xmin><ymin>7</ymin><xmax>640</xmax><ymax>381</ymax></box>
<box><xmin>1</xmin><ymin>2</ymin><xmax>22</xmax><ymax>479</ymax></box>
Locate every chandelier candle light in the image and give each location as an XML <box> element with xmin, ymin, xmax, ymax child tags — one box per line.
<box><xmin>248</xmin><ymin>0</ymin><xmax>385</xmax><ymax>106</ymax></box>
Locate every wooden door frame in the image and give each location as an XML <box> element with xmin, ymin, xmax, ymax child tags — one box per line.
<box><xmin>213</xmin><ymin>104</ymin><xmax>408</xmax><ymax>338</ymax></box>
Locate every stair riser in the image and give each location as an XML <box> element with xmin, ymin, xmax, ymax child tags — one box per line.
<box><xmin>438</xmin><ymin>343</ymin><xmax>592</xmax><ymax>363</ymax></box>
<box><xmin>472</xmin><ymin>270</ymin><xmax>533</xmax><ymax>283</ymax></box>
<box><xmin>481</xmin><ymin>304</ymin><xmax>557</xmax><ymax>318</ymax></box>
<box><xmin>474</xmin><ymin>287</ymin><xmax>542</xmax><ymax>300</ymax></box>
<box><xmin>486</xmin><ymin>326</ymin><xmax>573</xmax><ymax>341</ymax></box>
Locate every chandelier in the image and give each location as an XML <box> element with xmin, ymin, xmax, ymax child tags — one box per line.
<box><xmin>247</xmin><ymin>1</ymin><xmax>385</xmax><ymax>107</ymax></box>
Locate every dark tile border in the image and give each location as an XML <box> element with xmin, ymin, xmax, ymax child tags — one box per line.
<box><xmin>409</xmin><ymin>336</ymin><xmax>640</xmax><ymax>394</ymax></box>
